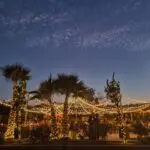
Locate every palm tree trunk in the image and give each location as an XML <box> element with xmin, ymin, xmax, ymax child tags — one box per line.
<box><xmin>5</xmin><ymin>81</ymin><xmax>18</xmax><ymax>139</ymax></box>
<box><xmin>21</xmin><ymin>80</ymin><xmax>27</xmax><ymax>101</ymax></box>
<box><xmin>24</xmin><ymin>111</ymin><xmax>28</xmax><ymax>124</ymax></box>
<box><xmin>16</xmin><ymin>109</ymin><xmax>19</xmax><ymax>138</ymax></box>
<box><xmin>15</xmin><ymin>79</ymin><xmax>27</xmax><ymax>140</ymax></box>
<box><xmin>62</xmin><ymin>94</ymin><xmax>69</xmax><ymax>137</ymax></box>
<box><xmin>48</xmin><ymin>97</ymin><xmax>57</xmax><ymax>139</ymax></box>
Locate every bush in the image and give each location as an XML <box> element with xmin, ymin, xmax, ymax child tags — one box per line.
<box><xmin>29</xmin><ymin>124</ymin><xmax>50</xmax><ymax>144</ymax></box>
<box><xmin>132</xmin><ymin>121</ymin><xmax>149</xmax><ymax>137</ymax></box>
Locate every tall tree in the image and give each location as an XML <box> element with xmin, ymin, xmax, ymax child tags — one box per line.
<box><xmin>55</xmin><ymin>73</ymin><xmax>85</xmax><ymax>137</ymax></box>
<box><xmin>0</xmin><ymin>64</ymin><xmax>31</xmax><ymax>139</ymax></box>
<box><xmin>104</xmin><ymin>72</ymin><xmax>127</xmax><ymax>142</ymax></box>
<box><xmin>1</xmin><ymin>64</ymin><xmax>21</xmax><ymax>139</ymax></box>
<box><xmin>30</xmin><ymin>74</ymin><xmax>57</xmax><ymax>139</ymax></box>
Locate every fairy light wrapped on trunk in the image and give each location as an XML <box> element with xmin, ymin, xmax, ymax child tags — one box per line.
<box><xmin>1</xmin><ymin>64</ymin><xmax>31</xmax><ymax>139</ymax></box>
<box><xmin>104</xmin><ymin>72</ymin><xmax>127</xmax><ymax>143</ymax></box>
<box><xmin>5</xmin><ymin>82</ymin><xmax>18</xmax><ymax>139</ymax></box>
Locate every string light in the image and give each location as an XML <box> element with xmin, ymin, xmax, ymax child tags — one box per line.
<box><xmin>4</xmin><ymin>109</ymin><xmax>16</xmax><ymax>139</ymax></box>
<box><xmin>1</xmin><ymin>97</ymin><xmax>150</xmax><ymax>140</ymax></box>
<box><xmin>1</xmin><ymin>99</ymin><xmax>150</xmax><ymax>117</ymax></box>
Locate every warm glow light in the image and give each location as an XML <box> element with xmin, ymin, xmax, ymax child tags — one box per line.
<box><xmin>4</xmin><ymin>110</ymin><xmax>16</xmax><ymax>139</ymax></box>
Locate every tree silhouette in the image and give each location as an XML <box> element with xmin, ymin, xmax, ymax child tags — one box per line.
<box><xmin>1</xmin><ymin>64</ymin><xmax>31</xmax><ymax>139</ymax></box>
<box><xmin>30</xmin><ymin>74</ymin><xmax>57</xmax><ymax>139</ymax></box>
<box><xmin>54</xmin><ymin>73</ymin><xmax>86</xmax><ymax>137</ymax></box>
<box><xmin>104</xmin><ymin>72</ymin><xmax>127</xmax><ymax>142</ymax></box>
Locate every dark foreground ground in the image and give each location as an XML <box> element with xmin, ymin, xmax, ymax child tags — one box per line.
<box><xmin>1</xmin><ymin>141</ymin><xmax>150</xmax><ymax>150</ymax></box>
<box><xmin>1</xmin><ymin>144</ymin><xmax>150</xmax><ymax>150</ymax></box>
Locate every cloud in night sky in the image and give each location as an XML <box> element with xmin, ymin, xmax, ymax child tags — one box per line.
<box><xmin>25</xmin><ymin>21</ymin><xmax>150</xmax><ymax>52</ymax></box>
<box><xmin>1</xmin><ymin>0</ymin><xmax>150</xmax><ymax>100</ymax></box>
<box><xmin>0</xmin><ymin>0</ymin><xmax>150</xmax><ymax>51</ymax></box>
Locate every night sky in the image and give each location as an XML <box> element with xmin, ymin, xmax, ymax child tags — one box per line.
<box><xmin>0</xmin><ymin>0</ymin><xmax>150</xmax><ymax>103</ymax></box>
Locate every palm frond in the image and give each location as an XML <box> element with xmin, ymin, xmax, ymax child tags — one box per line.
<box><xmin>0</xmin><ymin>63</ymin><xmax>31</xmax><ymax>82</ymax></box>
<box><xmin>28</xmin><ymin>90</ymin><xmax>39</xmax><ymax>94</ymax></box>
<box><xmin>30</xmin><ymin>95</ymin><xmax>41</xmax><ymax>100</ymax></box>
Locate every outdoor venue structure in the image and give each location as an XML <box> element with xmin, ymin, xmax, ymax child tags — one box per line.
<box><xmin>1</xmin><ymin>94</ymin><xmax>150</xmax><ymax>119</ymax></box>
<box><xmin>1</xmin><ymin>94</ymin><xmax>150</xmax><ymax>139</ymax></box>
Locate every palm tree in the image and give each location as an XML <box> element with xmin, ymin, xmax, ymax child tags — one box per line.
<box><xmin>72</xmin><ymin>80</ymin><xmax>87</xmax><ymax>99</ymax></box>
<box><xmin>0</xmin><ymin>64</ymin><xmax>22</xmax><ymax>102</ymax></box>
<box><xmin>0</xmin><ymin>64</ymin><xmax>22</xmax><ymax>139</ymax></box>
<box><xmin>0</xmin><ymin>64</ymin><xmax>31</xmax><ymax>139</ymax></box>
<box><xmin>30</xmin><ymin>74</ymin><xmax>57</xmax><ymax>139</ymax></box>
<box><xmin>54</xmin><ymin>73</ymin><xmax>85</xmax><ymax>137</ymax></box>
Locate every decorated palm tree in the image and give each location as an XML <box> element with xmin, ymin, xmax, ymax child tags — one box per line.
<box><xmin>17</xmin><ymin>67</ymin><xmax>31</xmax><ymax>134</ymax></box>
<box><xmin>1</xmin><ymin>64</ymin><xmax>21</xmax><ymax>139</ymax></box>
<box><xmin>104</xmin><ymin>72</ymin><xmax>127</xmax><ymax>142</ymax></box>
<box><xmin>0</xmin><ymin>64</ymin><xmax>31</xmax><ymax>139</ymax></box>
<box><xmin>55</xmin><ymin>73</ymin><xmax>85</xmax><ymax>137</ymax></box>
<box><xmin>30</xmin><ymin>74</ymin><xmax>57</xmax><ymax>139</ymax></box>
